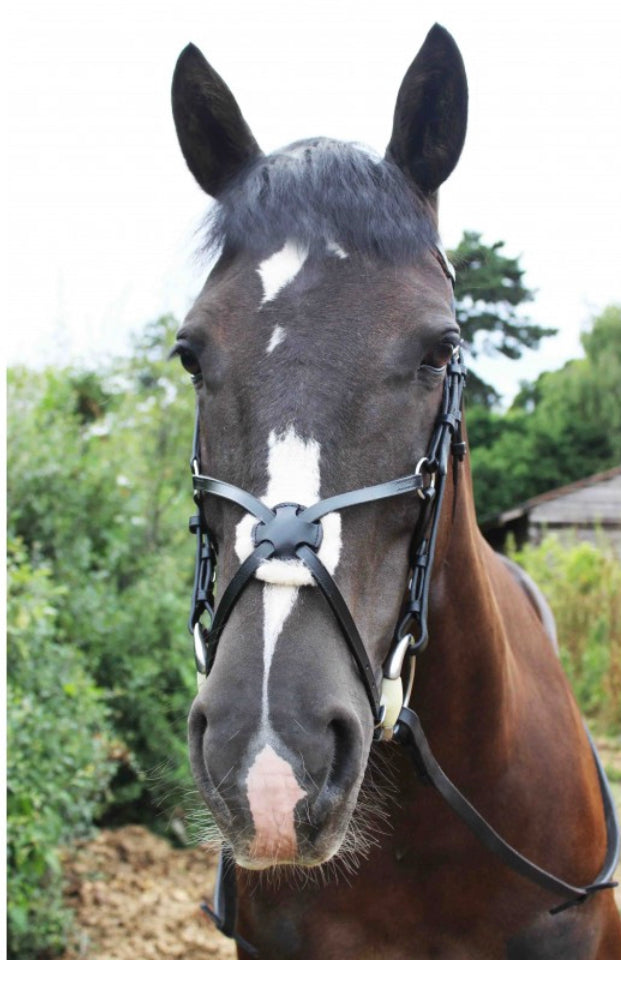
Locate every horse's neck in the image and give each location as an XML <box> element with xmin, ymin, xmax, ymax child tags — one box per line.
<box><xmin>396</xmin><ymin>461</ymin><xmax>607</xmax><ymax>888</ymax></box>
<box><xmin>417</xmin><ymin>461</ymin><xmax>588</xmax><ymax>768</ymax></box>
<box><xmin>414</xmin><ymin>464</ymin><xmax>527</xmax><ymax>764</ymax></box>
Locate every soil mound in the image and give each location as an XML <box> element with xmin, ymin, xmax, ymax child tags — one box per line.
<box><xmin>62</xmin><ymin>826</ymin><xmax>235</xmax><ymax>960</ymax></box>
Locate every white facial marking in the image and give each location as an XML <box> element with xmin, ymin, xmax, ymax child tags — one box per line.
<box><xmin>234</xmin><ymin>426</ymin><xmax>342</xmax><ymax>587</ymax></box>
<box><xmin>257</xmin><ymin>241</ymin><xmax>309</xmax><ymax>305</ymax></box>
<box><xmin>234</xmin><ymin>426</ymin><xmax>342</xmax><ymax>728</ymax></box>
<box><xmin>245</xmin><ymin>744</ymin><xmax>307</xmax><ymax>864</ymax></box>
<box><xmin>261</xmin><ymin>585</ymin><xmax>297</xmax><ymax>717</ymax></box>
<box><xmin>266</xmin><ymin>324</ymin><xmax>286</xmax><ymax>354</ymax></box>
<box><xmin>326</xmin><ymin>240</ymin><xmax>348</xmax><ymax>260</ymax></box>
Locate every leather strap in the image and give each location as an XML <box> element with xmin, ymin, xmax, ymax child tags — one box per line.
<box><xmin>194</xmin><ymin>471</ymin><xmax>425</xmax><ymax>524</ymax></box>
<box><xmin>205</xmin><ymin>541</ymin><xmax>274</xmax><ymax>667</ymax></box>
<box><xmin>201</xmin><ymin>534</ymin><xmax>383</xmax><ymax>721</ymax></box>
<box><xmin>297</xmin><ymin>545</ymin><xmax>382</xmax><ymax>720</ymax></box>
<box><xmin>299</xmin><ymin>473</ymin><xmax>425</xmax><ymax>522</ymax></box>
<box><xmin>393</xmin><ymin>706</ymin><xmax>619</xmax><ymax>912</ymax></box>
<box><xmin>193</xmin><ymin>475</ymin><xmax>275</xmax><ymax>524</ymax></box>
<box><xmin>200</xmin><ymin>849</ymin><xmax>257</xmax><ymax>957</ymax></box>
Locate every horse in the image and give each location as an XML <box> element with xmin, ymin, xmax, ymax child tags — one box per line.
<box><xmin>169</xmin><ymin>25</ymin><xmax>621</xmax><ymax>958</ymax></box>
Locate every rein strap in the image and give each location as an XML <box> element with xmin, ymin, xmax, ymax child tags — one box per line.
<box><xmin>393</xmin><ymin>706</ymin><xmax>619</xmax><ymax>914</ymax></box>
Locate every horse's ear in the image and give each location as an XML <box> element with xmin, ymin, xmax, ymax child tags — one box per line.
<box><xmin>386</xmin><ymin>24</ymin><xmax>468</xmax><ymax>196</ymax></box>
<box><xmin>172</xmin><ymin>43</ymin><xmax>262</xmax><ymax>197</ymax></box>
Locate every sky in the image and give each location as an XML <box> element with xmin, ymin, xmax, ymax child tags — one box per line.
<box><xmin>4</xmin><ymin>0</ymin><xmax>621</xmax><ymax>404</ymax></box>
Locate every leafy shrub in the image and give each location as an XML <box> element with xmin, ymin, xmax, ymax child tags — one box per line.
<box><xmin>7</xmin><ymin>540</ymin><xmax>118</xmax><ymax>958</ymax></box>
<box><xmin>7</xmin><ymin>319</ymin><xmax>197</xmax><ymax>818</ymax></box>
<box><xmin>512</xmin><ymin>535</ymin><xmax>621</xmax><ymax>733</ymax></box>
<box><xmin>6</xmin><ymin>318</ymin><xmax>200</xmax><ymax>956</ymax></box>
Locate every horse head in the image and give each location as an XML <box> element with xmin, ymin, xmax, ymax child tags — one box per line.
<box><xmin>171</xmin><ymin>25</ymin><xmax>468</xmax><ymax>871</ymax></box>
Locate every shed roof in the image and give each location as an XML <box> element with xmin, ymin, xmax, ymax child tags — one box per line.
<box><xmin>485</xmin><ymin>466</ymin><xmax>621</xmax><ymax>528</ymax></box>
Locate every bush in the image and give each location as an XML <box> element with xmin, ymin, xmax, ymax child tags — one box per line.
<box><xmin>512</xmin><ymin>535</ymin><xmax>621</xmax><ymax>733</ymax></box>
<box><xmin>7</xmin><ymin>319</ymin><xmax>197</xmax><ymax>819</ymax></box>
<box><xmin>7</xmin><ymin>541</ymin><xmax>118</xmax><ymax>957</ymax></box>
<box><xmin>6</xmin><ymin>318</ymin><xmax>200</xmax><ymax>956</ymax></box>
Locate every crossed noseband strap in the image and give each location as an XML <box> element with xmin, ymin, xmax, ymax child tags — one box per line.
<box><xmin>191</xmin><ymin>468</ymin><xmax>429</xmax><ymax>723</ymax></box>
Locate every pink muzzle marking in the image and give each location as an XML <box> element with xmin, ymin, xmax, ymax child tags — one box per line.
<box><xmin>246</xmin><ymin>745</ymin><xmax>307</xmax><ymax>862</ymax></box>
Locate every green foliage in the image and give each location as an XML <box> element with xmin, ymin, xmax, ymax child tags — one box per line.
<box><xmin>469</xmin><ymin>305</ymin><xmax>621</xmax><ymax>520</ymax></box>
<box><xmin>449</xmin><ymin>232</ymin><xmax>557</xmax><ymax>407</ymax></box>
<box><xmin>512</xmin><ymin>536</ymin><xmax>621</xmax><ymax>733</ymax></box>
<box><xmin>6</xmin><ymin>316</ymin><xmax>200</xmax><ymax>956</ymax></box>
<box><xmin>7</xmin><ymin>539</ymin><xmax>117</xmax><ymax>958</ymax></box>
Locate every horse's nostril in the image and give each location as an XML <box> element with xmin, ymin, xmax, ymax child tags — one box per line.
<box><xmin>327</xmin><ymin>716</ymin><xmax>359</xmax><ymax>793</ymax></box>
<box><xmin>188</xmin><ymin>699</ymin><xmax>208</xmax><ymax>747</ymax></box>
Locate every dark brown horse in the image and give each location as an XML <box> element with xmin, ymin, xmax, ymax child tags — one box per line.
<box><xmin>170</xmin><ymin>25</ymin><xmax>621</xmax><ymax>958</ymax></box>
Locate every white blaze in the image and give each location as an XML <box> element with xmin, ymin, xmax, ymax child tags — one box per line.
<box><xmin>257</xmin><ymin>241</ymin><xmax>308</xmax><ymax>304</ymax></box>
<box><xmin>266</xmin><ymin>324</ymin><xmax>286</xmax><ymax>353</ymax></box>
<box><xmin>234</xmin><ymin>426</ymin><xmax>342</xmax><ymax>722</ymax></box>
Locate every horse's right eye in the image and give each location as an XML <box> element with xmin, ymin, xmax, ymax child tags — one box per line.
<box><xmin>171</xmin><ymin>343</ymin><xmax>202</xmax><ymax>383</ymax></box>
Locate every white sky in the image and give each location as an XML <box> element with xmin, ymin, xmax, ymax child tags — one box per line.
<box><xmin>4</xmin><ymin>0</ymin><xmax>621</xmax><ymax>404</ymax></box>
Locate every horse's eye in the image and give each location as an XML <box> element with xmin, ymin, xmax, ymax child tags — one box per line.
<box><xmin>421</xmin><ymin>335</ymin><xmax>461</xmax><ymax>373</ymax></box>
<box><xmin>171</xmin><ymin>343</ymin><xmax>203</xmax><ymax>384</ymax></box>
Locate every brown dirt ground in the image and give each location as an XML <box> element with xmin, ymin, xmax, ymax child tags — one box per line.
<box><xmin>61</xmin><ymin>740</ymin><xmax>621</xmax><ymax>960</ymax></box>
<box><xmin>62</xmin><ymin>826</ymin><xmax>235</xmax><ymax>960</ymax></box>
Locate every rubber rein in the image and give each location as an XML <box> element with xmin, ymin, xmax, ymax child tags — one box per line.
<box><xmin>186</xmin><ymin>254</ymin><xmax>619</xmax><ymax>954</ymax></box>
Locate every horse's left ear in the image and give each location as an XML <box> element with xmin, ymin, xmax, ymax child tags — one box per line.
<box><xmin>386</xmin><ymin>24</ymin><xmax>468</xmax><ymax>196</ymax></box>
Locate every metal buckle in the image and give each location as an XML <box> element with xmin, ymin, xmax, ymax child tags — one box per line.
<box><xmin>384</xmin><ymin>633</ymin><xmax>413</xmax><ymax>680</ymax></box>
<box><xmin>415</xmin><ymin>457</ymin><xmax>436</xmax><ymax>501</ymax></box>
<box><xmin>377</xmin><ymin>635</ymin><xmax>416</xmax><ymax>741</ymax></box>
<box><xmin>193</xmin><ymin>622</ymin><xmax>209</xmax><ymax>690</ymax></box>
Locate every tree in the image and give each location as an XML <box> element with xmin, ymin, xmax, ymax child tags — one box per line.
<box><xmin>468</xmin><ymin>305</ymin><xmax>621</xmax><ymax>520</ymax></box>
<box><xmin>448</xmin><ymin>232</ymin><xmax>557</xmax><ymax>407</ymax></box>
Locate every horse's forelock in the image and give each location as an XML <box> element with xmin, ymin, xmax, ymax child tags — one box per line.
<box><xmin>201</xmin><ymin>139</ymin><xmax>438</xmax><ymax>263</ymax></box>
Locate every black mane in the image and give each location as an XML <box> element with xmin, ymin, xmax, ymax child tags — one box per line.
<box><xmin>203</xmin><ymin>139</ymin><xmax>438</xmax><ymax>262</ymax></box>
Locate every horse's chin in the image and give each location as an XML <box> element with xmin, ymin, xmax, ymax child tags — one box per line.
<box><xmin>232</xmin><ymin>832</ymin><xmax>344</xmax><ymax>871</ymax></box>
<box><xmin>235</xmin><ymin>854</ymin><xmax>327</xmax><ymax>871</ymax></box>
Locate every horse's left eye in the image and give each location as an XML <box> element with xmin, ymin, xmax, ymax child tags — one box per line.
<box><xmin>421</xmin><ymin>336</ymin><xmax>461</xmax><ymax>373</ymax></box>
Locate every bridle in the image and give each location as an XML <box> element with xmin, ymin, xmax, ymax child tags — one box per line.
<box><xmin>188</xmin><ymin>293</ymin><xmax>467</xmax><ymax>739</ymax></box>
<box><xmin>185</xmin><ymin>248</ymin><xmax>618</xmax><ymax>951</ymax></box>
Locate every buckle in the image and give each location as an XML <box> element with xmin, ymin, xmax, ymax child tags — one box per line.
<box><xmin>193</xmin><ymin>622</ymin><xmax>210</xmax><ymax>690</ymax></box>
<box><xmin>376</xmin><ymin>636</ymin><xmax>417</xmax><ymax>741</ymax></box>
<box><xmin>415</xmin><ymin>458</ymin><xmax>436</xmax><ymax>500</ymax></box>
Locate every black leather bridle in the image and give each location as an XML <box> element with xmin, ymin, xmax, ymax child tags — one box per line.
<box><xmin>186</xmin><ymin>250</ymin><xmax>619</xmax><ymax>952</ymax></box>
<box><xmin>189</xmin><ymin>340</ymin><xmax>467</xmax><ymax>736</ymax></box>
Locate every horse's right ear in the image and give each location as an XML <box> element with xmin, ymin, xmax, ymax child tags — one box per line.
<box><xmin>386</xmin><ymin>24</ymin><xmax>468</xmax><ymax>196</ymax></box>
<box><xmin>172</xmin><ymin>44</ymin><xmax>262</xmax><ymax>198</ymax></box>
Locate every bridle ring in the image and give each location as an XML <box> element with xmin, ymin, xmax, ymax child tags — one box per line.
<box><xmin>415</xmin><ymin>457</ymin><xmax>436</xmax><ymax>500</ymax></box>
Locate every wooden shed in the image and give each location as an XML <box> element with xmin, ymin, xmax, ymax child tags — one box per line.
<box><xmin>481</xmin><ymin>466</ymin><xmax>621</xmax><ymax>553</ymax></box>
